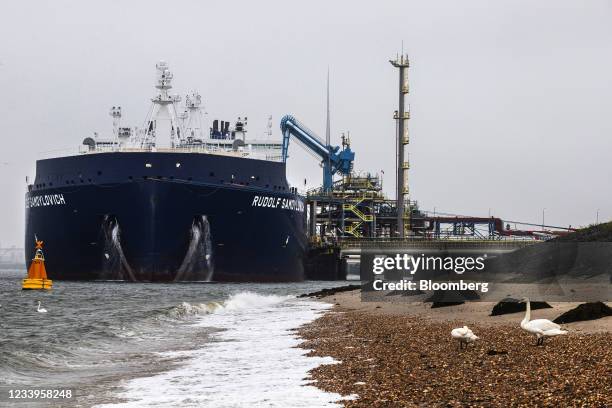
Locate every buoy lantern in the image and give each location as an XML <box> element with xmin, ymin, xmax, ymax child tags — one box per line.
<box><xmin>22</xmin><ymin>240</ymin><xmax>53</xmax><ymax>290</ymax></box>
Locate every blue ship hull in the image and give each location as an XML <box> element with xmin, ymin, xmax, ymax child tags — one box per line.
<box><xmin>25</xmin><ymin>152</ymin><xmax>307</xmax><ymax>282</ymax></box>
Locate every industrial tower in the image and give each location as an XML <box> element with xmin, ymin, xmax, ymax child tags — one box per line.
<box><xmin>390</xmin><ymin>54</ymin><xmax>410</xmax><ymax>237</ymax></box>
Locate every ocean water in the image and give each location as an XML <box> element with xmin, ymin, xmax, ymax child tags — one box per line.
<box><xmin>0</xmin><ymin>270</ymin><xmax>347</xmax><ymax>407</ymax></box>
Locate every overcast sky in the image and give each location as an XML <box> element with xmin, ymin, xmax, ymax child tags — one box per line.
<box><xmin>1</xmin><ymin>0</ymin><xmax>611</xmax><ymax>246</ymax></box>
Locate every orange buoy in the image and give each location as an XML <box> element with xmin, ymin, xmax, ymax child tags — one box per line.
<box><xmin>22</xmin><ymin>240</ymin><xmax>53</xmax><ymax>290</ymax></box>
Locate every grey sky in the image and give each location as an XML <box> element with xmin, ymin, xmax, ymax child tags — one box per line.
<box><xmin>1</xmin><ymin>0</ymin><xmax>611</xmax><ymax>246</ymax></box>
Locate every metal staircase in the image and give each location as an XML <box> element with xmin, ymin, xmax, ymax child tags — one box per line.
<box><xmin>345</xmin><ymin>221</ymin><xmax>363</xmax><ymax>238</ymax></box>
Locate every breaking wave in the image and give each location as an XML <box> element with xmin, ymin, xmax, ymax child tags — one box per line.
<box><xmin>221</xmin><ymin>291</ymin><xmax>290</xmax><ymax>311</ymax></box>
<box><xmin>164</xmin><ymin>301</ymin><xmax>223</xmax><ymax>319</ymax></box>
<box><xmin>162</xmin><ymin>292</ymin><xmax>289</xmax><ymax>320</ymax></box>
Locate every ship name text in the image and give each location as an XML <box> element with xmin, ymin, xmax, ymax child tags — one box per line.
<box><xmin>251</xmin><ymin>195</ymin><xmax>304</xmax><ymax>212</ymax></box>
<box><xmin>26</xmin><ymin>194</ymin><xmax>67</xmax><ymax>209</ymax></box>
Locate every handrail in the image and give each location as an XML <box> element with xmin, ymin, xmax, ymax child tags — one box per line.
<box><xmin>37</xmin><ymin>144</ymin><xmax>284</xmax><ymax>162</ymax></box>
<box><xmin>342</xmin><ymin>203</ymin><xmax>374</xmax><ymax>222</ymax></box>
<box><xmin>337</xmin><ymin>239</ymin><xmax>538</xmax><ymax>249</ymax></box>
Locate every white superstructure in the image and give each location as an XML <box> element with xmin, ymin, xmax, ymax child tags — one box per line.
<box><xmin>80</xmin><ymin>61</ymin><xmax>283</xmax><ymax>162</ymax></box>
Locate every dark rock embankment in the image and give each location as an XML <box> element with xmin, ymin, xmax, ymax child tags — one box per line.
<box><xmin>298</xmin><ymin>284</ymin><xmax>361</xmax><ymax>299</ymax></box>
<box><xmin>490</xmin><ymin>299</ymin><xmax>553</xmax><ymax>316</ymax></box>
<box><xmin>553</xmin><ymin>302</ymin><xmax>612</xmax><ymax>324</ymax></box>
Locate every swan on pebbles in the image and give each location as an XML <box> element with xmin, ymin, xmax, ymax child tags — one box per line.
<box><xmin>520</xmin><ymin>297</ymin><xmax>567</xmax><ymax>346</ymax></box>
<box><xmin>451</xmin><ymin>326</ymin><xmax>478</xmax><ymax>350</ymax></box>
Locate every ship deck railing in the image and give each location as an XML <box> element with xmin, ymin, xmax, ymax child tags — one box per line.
<box><xmin>332</xmin><ymin>236</ymin><xmax>540</xmax><ymax>250</ymax></box>
<box><xmin>37</xmin><ymin>144</ymin><xmax>283</xmax><ymax>162</ymax></box>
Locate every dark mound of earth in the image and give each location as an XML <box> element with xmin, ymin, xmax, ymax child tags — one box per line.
<box><xmin>298</xmin><ymin>284</ymin><xmax>361</xmax><ymax>298</ymax></box>
<box><xmin>425</xmin><ymin>290</ymin><xmax>480</xmax><ymax>303</ymax></box>
<box><xmin>482</xmin><ymin>222</ymin><xmax>612</xmax><ymax>283</ymax></box>
<box><xmin>490</xmin><ymin>299</ymin><xmax>552</xmax><ymax>316</ymax></box>
<box><xmin>553</xmin><ymin>302</ymin><xmax>612</xmax><ymax>324</ymax></box>
<box><xmin>431</xmin><ymin>301</ymin><xmax>464</xmax><ymax>308</ymax></box>
<box><xmin>401</xmin><ymin>289</ymin><xmax>425</xmax><ymax>296</ymax></box>
<box><xmin>384</xmin><ymin>289</ymin><xmax>425</xmax><ymax>297</ymax></box>
<box><xmin>552</xmin><ymin>222</ymin><xmax>612</xmax><ymax>242</ymax></box>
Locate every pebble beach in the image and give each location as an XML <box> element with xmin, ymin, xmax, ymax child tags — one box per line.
<box><xmin>298</xmin><ymin>290</ymin><xmax>612</xmax><ymax>407</ymax></box>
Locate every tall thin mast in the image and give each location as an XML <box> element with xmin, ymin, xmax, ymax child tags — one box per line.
<box><xmin>323</xmin><ymin>68</ymin><xmax>332</xmax><ymax>191</ymax></box>
<box><xmin>326</xmin><ymin>68</ymin><xmax>331</xmax><ymax>147</ymax></box>
<box><xmin>390</xmin><ymin>53</ymin><xmax>410</xmax><ymax>237</ymax></box>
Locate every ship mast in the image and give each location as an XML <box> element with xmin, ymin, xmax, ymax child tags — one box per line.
<box><xmin>110</xmin><ymin>106</ymin><xmax>122</xmax><ymax>144</ymax></box>
<box><xmin>266</xmin><ymin>115</ymin><xmax>273</xmax><ymax>138</ymax></box>
<box><xmin>142</xmin><ymin>61</ymin><xmax>182</xmax><ymax>148</ymax></box>
<box><xmin>181</xmin><ymin>91</ymin><xmax>205</xmax><ymax>142</ymax></box>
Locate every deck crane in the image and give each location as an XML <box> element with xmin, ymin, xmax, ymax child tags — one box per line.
<box><xmin>280</xmin><ymin>115</ymin><xmax>355</xmax><ymax>191</ymax></box>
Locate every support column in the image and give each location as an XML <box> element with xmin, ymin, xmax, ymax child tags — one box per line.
<box><xmin>390</xmin><ymin>54</ymin><xmax>410</xmax><ymax>237</ymax></box>
<box><xmin>309</xmin><ymin>200</ymin><xmax>317</xmax><ymax>238</ymax></box>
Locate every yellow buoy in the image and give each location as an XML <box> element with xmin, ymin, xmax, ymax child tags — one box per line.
<box><xmin>22</xmin><ymin>240</ymin><xmax>53</xmax><ymax>290</ymax></box>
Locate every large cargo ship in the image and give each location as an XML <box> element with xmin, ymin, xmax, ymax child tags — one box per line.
<box><xmin>25</xmin><ymin>62</ymin><xmax>306</xmax><ymax>282</ymax></box>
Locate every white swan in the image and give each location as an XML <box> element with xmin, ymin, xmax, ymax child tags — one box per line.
<box><xmin>37</xmin><ymin>301</ymin><xmax>47</xmax><ymax>313</ymax></box>
<box><xmin>520</xmin><ymin>298</ymin><xmax>566</xmax><ymax>345</ymax></box>
<box><xmin>451</xmin><ymin>326</ymin><xmax>478</xmax><ymax>350</ymax></box>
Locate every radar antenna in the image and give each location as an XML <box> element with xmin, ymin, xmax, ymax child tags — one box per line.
<box><xmin>109</xmin><ymin>106</ymin><xmax>122</xmax><ymax>143</ymax></box>
<box><xmin>141</xmin><ymin>61</ymin><xmax>183</xmax><ymax>148</ymax></box>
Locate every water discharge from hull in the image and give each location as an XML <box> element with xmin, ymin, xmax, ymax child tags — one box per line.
<box><xmin>102</xmin><ymin>215</ymin><xmax>137</xmax><ymax>281</ymax></box>
<box><xmin>175</xmin><ymin>215</ymin><xmax>214</xmax><ymax>282</ymax></box>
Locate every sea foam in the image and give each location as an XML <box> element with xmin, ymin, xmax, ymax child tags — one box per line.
<box><xmin>96</xmin><ymin>291</ymin><xmax>344</xmax><ymax>407</ymax></box>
